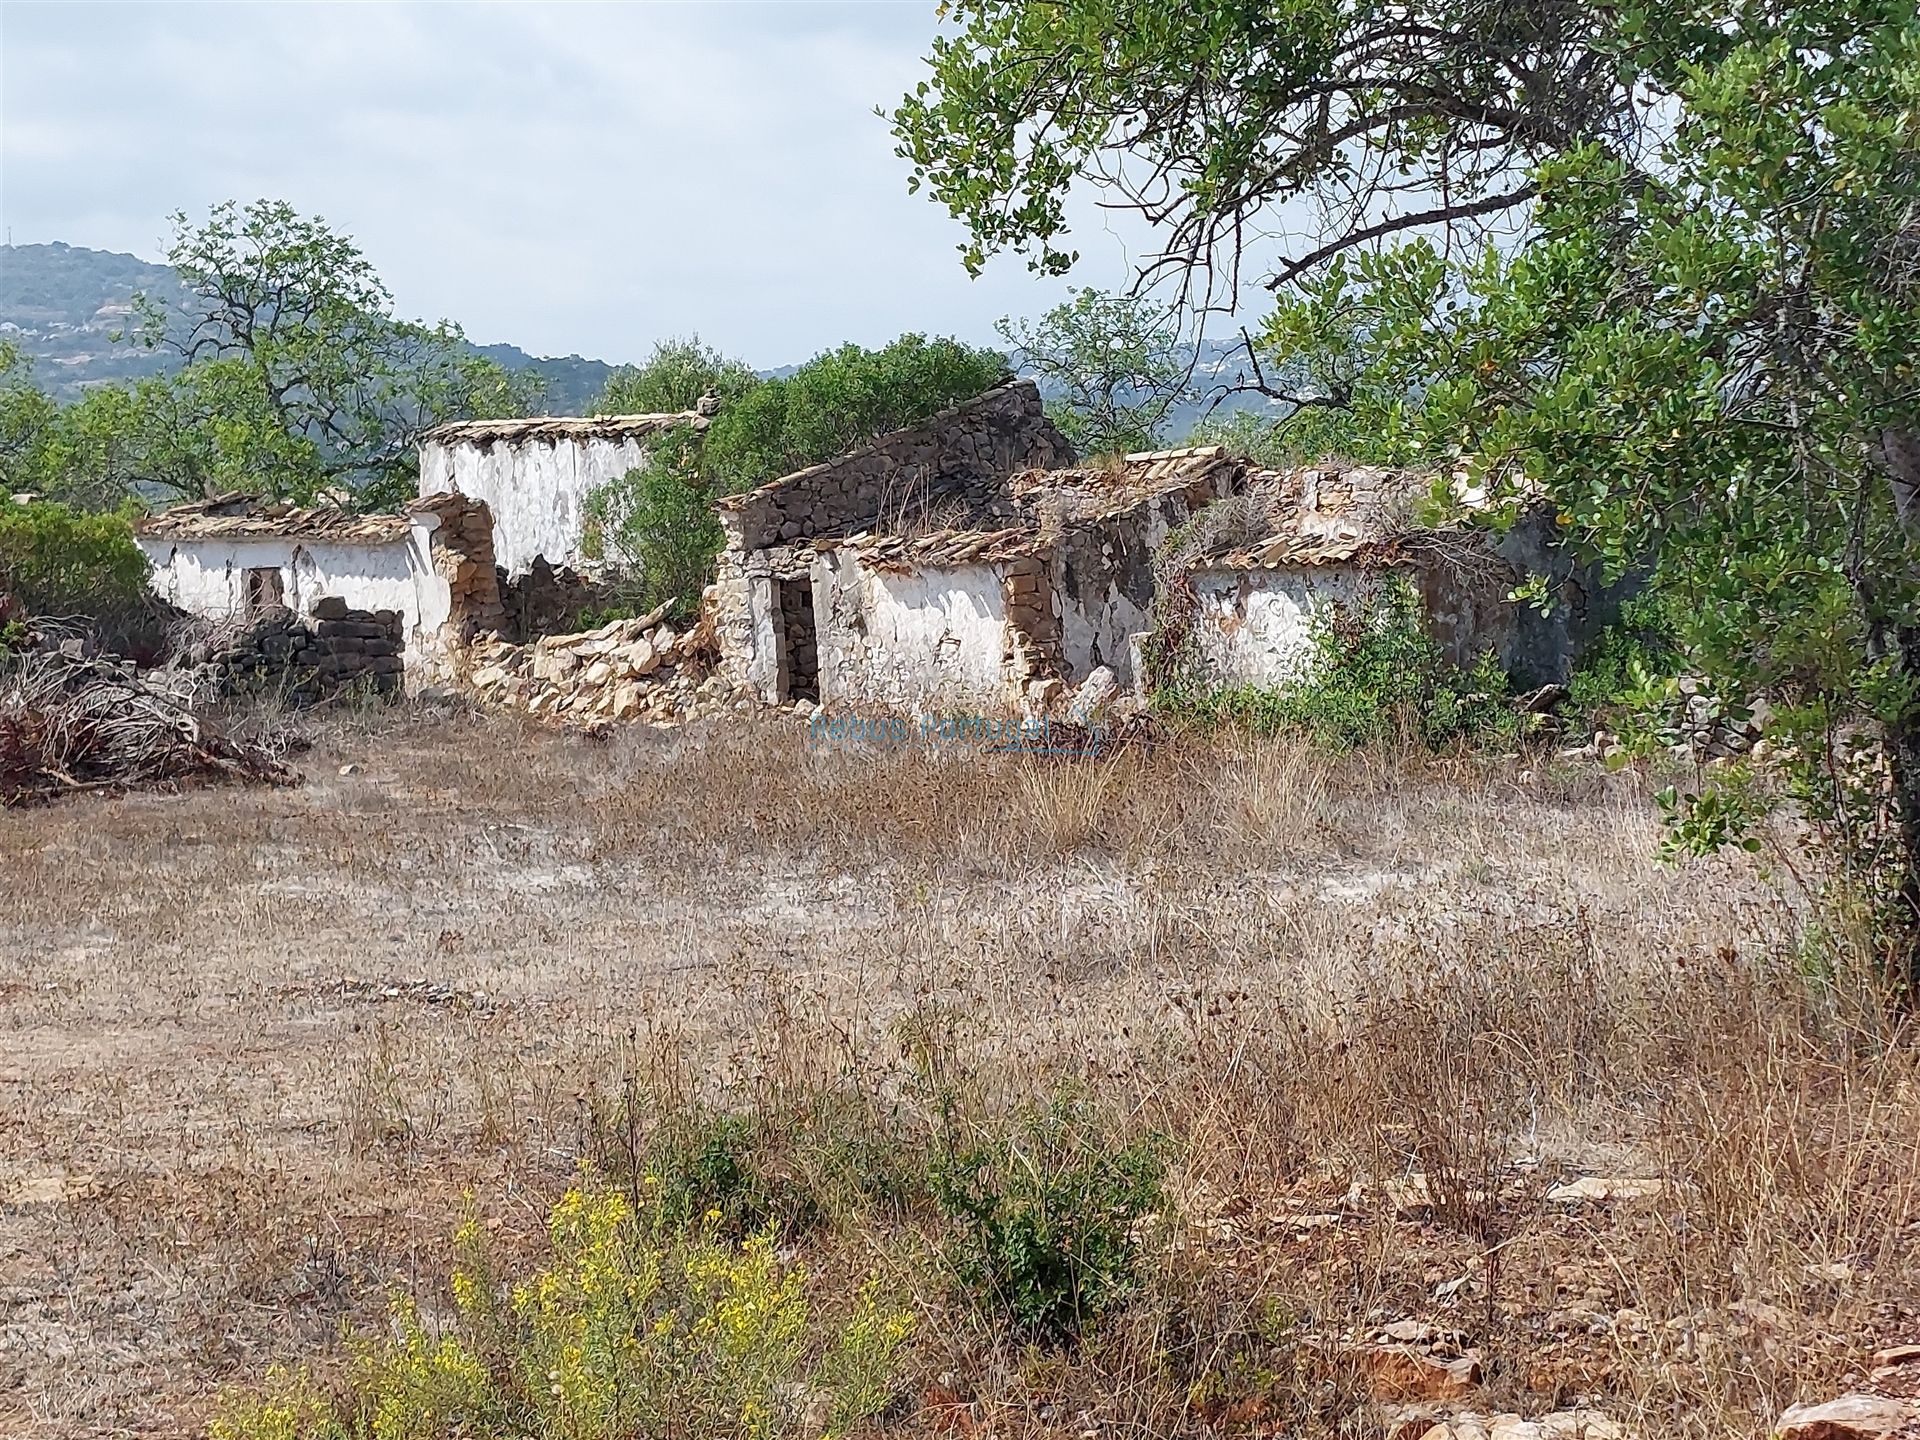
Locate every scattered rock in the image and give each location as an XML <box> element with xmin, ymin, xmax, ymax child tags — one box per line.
<box><xmin>1774</xmin><ymin>1395</ymin><xmax>1920</xmax><ymax>1439</ymax></box>
<box><xmin>1546</xmin><ymin>1176</ymin><xmax>1664</xmax><ymax>1204</ymax></box>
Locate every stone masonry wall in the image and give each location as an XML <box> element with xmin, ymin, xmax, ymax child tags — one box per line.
<box><xmin>715</xmin><ymin>380</ymin><xmax>1073</xmax><ymax>553</ymax></box>
<box><xmin>185</xmin><ymin>596</ymin><xmax>406</xmax><ymax>701</ymax></box>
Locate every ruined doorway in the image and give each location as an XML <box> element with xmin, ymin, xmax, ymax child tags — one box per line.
<box><xmin>244</xmin><ymin>566</ymin><xmax>285</xmax><ymax>614</ymax></box>
<box><xmin>775</xmin><ymin>577</ymin><xmax>820</xmax><ymax>702</ymax></box>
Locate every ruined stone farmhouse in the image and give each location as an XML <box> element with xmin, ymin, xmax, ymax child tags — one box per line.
<box><xmin>135</xmin><ymin>490</ymin><xmax>503</xmax><ymax>676</ymax></box>
<box><xmin>709</xmin><ymin>380</ymin><xmax>1596</xmax><ymax>715</ymax></box>
<box><xmin>135</xmin><ymin>377</ymin><xmax>1594</xmax><ymax>716</ymax></box>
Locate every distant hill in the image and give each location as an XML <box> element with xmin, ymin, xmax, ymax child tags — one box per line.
<box><xmin>0</xmin><ymin>240</ymin><xmax>1281</xmax><ymax>436</ymax></box>
<box><xmin>0</xmin><ymin>242</ymin><xmax>616</xmax><ymax>410</ymax></box>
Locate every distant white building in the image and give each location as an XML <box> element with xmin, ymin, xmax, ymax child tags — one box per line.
<box><xmin>416</xmin><ymin>413</ymin><xmax>698</xmax><ymax>574</ymax></box>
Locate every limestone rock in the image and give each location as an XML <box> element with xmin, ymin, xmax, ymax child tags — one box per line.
<box><xmin>1774</xmin><ymin>1395</ymin><xmax>1920</xmax><ymax>1439</ymax></box>
<box><xmin>1068</xmin><ymin>665</ymin><xmax>1119</xmax><ymax>722</ymax></box>
<box><xmin>1546</xmin><ymin>1176</ymin><xmax>1664</xmax><ymax>1204</ymax></box>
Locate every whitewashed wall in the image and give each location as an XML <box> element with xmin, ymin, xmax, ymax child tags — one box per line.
<box><xmin>1189</xmin><ymin>565</ymin><xmax>1386</xmax><ymax>686</ymax></box>
<box><xmin>815</xmin><ymin>553</ymin><xmax>1013</xmax><ymax>712</ymax></box>
<box><xmin>418</xmin><ymin>436</ymin><xmax>651</xmax><ymax>574</ymax></box>
<box><xmin>138</xmin><ymin>517</ymin><xmax>454</xmax><ymax>657</ymax></box>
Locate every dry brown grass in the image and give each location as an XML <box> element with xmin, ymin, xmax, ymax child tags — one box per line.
<box><xmin>0</xmin><ymin>707</ymin><xmax>1912</xmax><ymax>1438</ymax></box>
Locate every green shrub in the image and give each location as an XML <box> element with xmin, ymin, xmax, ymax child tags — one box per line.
<box><xmin>641</xmin><ymin>1108</ymin><xmax>822</xmax><ymax>1240</ymax></box>
<box><xmin>0</xmin><ymin>497</ymin><xmax>148</xmax><ymax>621</ymax></box>
<box><xmin>928</xmin><ymin>1098</ymin><xmax>1164</xmax><ymax>1346</ymax></box>
<box><xmin>210</xmin><ymin>1176</ymin><xmax>915</xmax><ymax>1440</ymax></box>
<box><xmin>1159</xmin><ymin>576</ymin><xmax>1520</xmax><ymax>750</ymax></box>
<box><xmin>580</xmin><ymin>432</ymin><xmax>724</xmax><ymax>624</ymax></box>
<box><xmin>1566</xmin><ymin>590</ymin><xmax>1685</xmax><ymax>730</ymax></box>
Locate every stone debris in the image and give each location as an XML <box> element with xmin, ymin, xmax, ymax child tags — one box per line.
<box><xmin>1546</xmin><ymin>1175</ymin><xmax>1665</xmax><ymax>1204</ymax></box>
<box><xmin>340</xmin><ymin>977</ymin><xmax>494</xmax><ymax>1011</ymax></box>
<box><xmin>1417</xmin><ymin>1412</ymin><xmax>1631</xmax><ymax>1439</ymax></box>
<box><xmin>1773</xmin><ymin>1394</ymin><xmax>1920</xmax><ymax>1439</ymax></box>
<box><xmin>461</xmin><ymin>608</ymin><xmax>749</xmax><ymax>727</ymax></box>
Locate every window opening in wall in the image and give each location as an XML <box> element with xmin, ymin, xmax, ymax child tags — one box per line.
<box><xmin>244</xmin><ymin>567</ymin><xmax>285</xmax><ymax>614</ymax></box>
<box><xmin>775</xmin><ymin>577</ymin><xmax>820</xmax><ymax>702</ymax></box>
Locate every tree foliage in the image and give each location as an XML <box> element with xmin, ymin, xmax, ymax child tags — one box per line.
<box><xmin>594</xmin><ymin>336</ymin><xmax>760</xmax><ymax>417</ymax></box>
<box><xmin>996</xmin><ymin>289</ymin><xmax>1192</xmax><ymax>455</ymax></box>
<box><xmin>582</xmin><ymin>430</ymin><xmax>724</xmax><ymax>624</ymax></box>
<box><xmin>130</xmin><ymin>199</ymin><xmax>536</xmax><ymax>509</ymax></box>
<box><xmin>891</xmin><ymin>0</ymin><xmax>1648</xmax><ymax>300</ymax></box>
<box><xmin>699</xmin><ymin>334</ymin><xmax>1007</xmax><ymax>495</ymax></box>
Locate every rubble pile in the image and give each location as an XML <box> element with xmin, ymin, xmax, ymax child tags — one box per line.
<box><xmin>180</xmin><ymin>597</ymin><xmax>405</xmax><ymax>701</ymax></box>
<box><xmin>462</xmin><ymin>610</ymin><xmax>748</xmax><ymax>726</ymax></box>
<box><xmin>0</xmin><ymin>652</ymin><xmax>299</xmax><ymax>806</ymax></box>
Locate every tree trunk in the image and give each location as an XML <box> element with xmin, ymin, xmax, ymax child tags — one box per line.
<box><xmin>1875</xmin><ymin>425</ymin><xmax>1920</xmax><ymax>997</ymax></box>
<box><xmin>1880</xmin><ymin>668</ymin><xmax>1920</xmax><ymax>999</ymax></box>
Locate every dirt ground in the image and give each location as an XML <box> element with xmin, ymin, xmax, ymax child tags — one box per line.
<box><xmin>0</xmin><ymin>710</ymin><xmax>1910</xmax><ymax>1438</ymax></box>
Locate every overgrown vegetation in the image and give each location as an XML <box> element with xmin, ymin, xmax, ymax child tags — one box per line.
<box><xmin>581</xmin><ymin>334</ymin><xmax>1008</xmax><ymax>617</ymax></box>
<box><xmin>0</xmin><ymin>495</ymin><xmax>149</xmax><ymax>624</ymax></box>
<box><xmin>1157</xmin><ymin>576</ymin><xmax>1520</xmax><ymax>751</ymax></box>
<box><xmin>699</xmin><ymin>334</ymin><xmax>1007</xmax><ymax>496</ymax></box>
<box><xmin>581</xmin><ymin>430</ymin><xmax>722</xmax><ymax>624</ymax></box>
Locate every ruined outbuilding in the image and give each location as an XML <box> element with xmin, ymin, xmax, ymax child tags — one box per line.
<box><xmin>417</xmin><ymin>412</ymin><xmax>701</xmax><ymax>574</ymax></box>
<box><xmin>136</xmin><ymin>490</ymin><xmax>503</xmax><ymax>674</ymax></box>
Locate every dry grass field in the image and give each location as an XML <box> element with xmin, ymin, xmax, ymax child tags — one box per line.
<box><xmin>1</xmin><ymin>708</ymin><xmax>1914</xmax><ymax>1439</ymax></box>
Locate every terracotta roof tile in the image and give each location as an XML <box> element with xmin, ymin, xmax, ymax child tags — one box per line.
<box><xmin>420</xmin><ymin>413</ymin><xmax>698</xmax><ymax>446</ymax></box>
<box><xmin>134</xmin><ymin>494</ymin><xmax>414</xmax><ymax>543</ymax></box>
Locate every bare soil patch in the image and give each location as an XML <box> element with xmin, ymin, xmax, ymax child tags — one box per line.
<box><xmin>0</xmin><ymin>710</ymin><xmax>1911</xmax><ymax>1438</ymax></box>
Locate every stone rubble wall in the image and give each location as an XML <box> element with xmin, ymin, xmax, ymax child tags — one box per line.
<box><xmin>462</xmin><ymin>613</ymin><xmax>749</xmax><ymax>726</ymax></box>
<box><xmin>182</xmin><ymin>595</ymin><xmax>405</xmax><ymax>701</ymax></box>
<box><xmin>716</xmin><ymin>380</ymin><xmax>1073</xmax><ymax>554</ymax></box>
<box><xmin>497</xmin><ymin>556</ymin><xmax>610</xmax><ymax>643</ymax></box>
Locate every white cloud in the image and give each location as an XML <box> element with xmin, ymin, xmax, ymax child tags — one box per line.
<box><xmin>0</xmin><ymin>1</ymin><xmax>1171</xmax><ymax>368</ymax></box>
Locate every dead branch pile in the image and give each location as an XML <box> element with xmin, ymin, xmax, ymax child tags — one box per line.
<box><xmin>1</xmin><ymin>653</ymin><xmax>301</xmax><ymax>807</ymax></box>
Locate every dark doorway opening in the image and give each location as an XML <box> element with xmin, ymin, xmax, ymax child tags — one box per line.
<box><xmin>244</xmin><ymin>567</ymin><xmax>285</xmax><ymax>614</ymax></box>
<box><xmin>776</xmin><ymin>577</ymin><xmax>820</xmax><ymax>702</ymax></box>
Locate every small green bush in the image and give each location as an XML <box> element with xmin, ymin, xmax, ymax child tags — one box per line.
<box><xmin>1159</xmin><ymin>576</ymin><xmax>1520</xmax><ymax>750</ymax></box>
<box><xmin>928</xmin><ymin>1098</ymin><xmax>1164</xmax><ymax>1346</ymax></box>
<box><xmin>641</xmin><ymin>1108</ymin><xmax>822</xmax><ymax>1240</ymax></box>
<box><xmin>1566</xmin><ymin>590</ymin><xmax>1685</xmax><ymax>732</ymax></box>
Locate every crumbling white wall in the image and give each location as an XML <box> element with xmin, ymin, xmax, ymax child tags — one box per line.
<box><xmin>815</xmin><ymin>553</ymin><xmax>1013</xmax><ymax>711</ymax></box>
<box><xmin>138</xmin><ymin>522</ymin><xmax>454</xmax><ymax>657</ymax></box>
<box><xmin>418</xmin><ymin>435</ymin><xmax>652</xmax><ymax>574</ymax></box>
<box><xmin>1188</xmin><ymin>565</ymin><xmax>1388</xmax><ymax>686</ymax></box>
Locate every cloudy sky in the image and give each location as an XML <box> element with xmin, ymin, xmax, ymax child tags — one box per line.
<box><xmin>0</xmin><ymin>2</ymin><xmax>1163</xmax><ymax>369</ymax></box>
